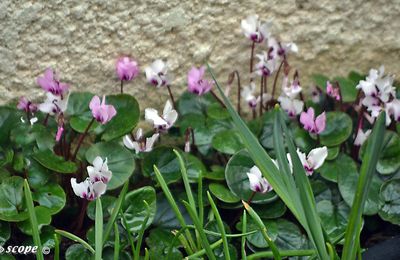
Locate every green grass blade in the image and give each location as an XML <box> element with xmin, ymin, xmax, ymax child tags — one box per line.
<box><xmin>153</xmin><ymin>165</ymin><xmax>196</xmax><ymax>253</ymax></box>
<box><xmin>119</xmin><ymin>208</ymin><xmax>135</xmax><ymax>256</ymax></box>
<box><xmin>95</xmin><ymin>198</ymin><xmax>103</xmax><ymax>260</ymax></box>
<box><xmin>54</xmin><ymin>233</ymin><xmax>60</xmax><ymax>260</ymax></box>
<box><xmin>103</xmin><ymin>181</ymin><xmax>129</xmax><ymax>243</ymax></box>
<box><xmin>174</xmin><ymin>149</ymin><xmax>196</xmax><ymax>210</ymax></box>
<box><xmin>207</xmin><ymin>191</ymin><xmax>231</xmax><ymax>260</ymax></box>
<box><xmin>114</xmin><ymin>222</ymin><xmax>120</xmax><ymax>260</ymax></box>
<box><xmin>247</xmin><ymin>249</ymin><xmax>316</xmax><ymax>260</ymax></box>
<box><xmin>341</xmin><ymin>112</ymin><xmax>386</xmax><ymax>260</ymax></box>
<box><xmin>278</xmin><ymin>110</ymin><xmax>329</xmax><ymax>259</ymax></box>
<box><xmin>243</xmin><ymin>201</ymin><xmax>281</xmax><ymax>260</ymax></box>
<box><xmin>182</xmin><ymin>200</ymin><xmax>216</xmax><ymax>260</ymax></box>
<box><xmin>55</xmin><ymin>229</ymin><xmax>95</xmax><ymax>254</ymax></box>
<box><xmin>185</xmin><ymin>239</ymin><xmax>223</xmax><ymax>259</ymax></box>
<box><xmin>241</xmin><ymin>210</ymin><xmax>247</xmax><ymax>260</ymax></box>
<box><xmin>134</xmin><ymin>201</ymin><xmax>151</xmax><ymax>260</ymax></box>
<box><xmin>207</xmin><ymin>64</ymin><xmax>301</xmax><ymax>222</ymax></box>
<box><xmin>23</xmin><ymin>179</ymin><xmax>44</xmax><ymax>260</ymax></box>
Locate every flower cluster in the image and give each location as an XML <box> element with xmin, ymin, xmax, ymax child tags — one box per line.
<box><xmin>71</xmin><ymin>156</ymin><xmax>112</xmax><ymax>200</ymax></box>
<box><xmin>357</xmin><ymin>66</ymin><xmax>399</xmax><ymax>126</ymax></box>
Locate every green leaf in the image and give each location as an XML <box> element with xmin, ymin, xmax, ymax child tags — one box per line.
<box><xmin>0</xmin><ymin>221</ymin><xmax>10</xmax><ymax>246</ymax></box>
<box><xmin>312</xmin><ymin>74</ymin><xmax>329</xmax><ymax>88</ymax></box>
<box><xmin>338</xmin><ymin>166</ymin><xmax>383</xmax><ymax>215</ymax></box>
<box><xmin>333</xmin><ymin>77</ymin><xmax>358</xmax><ymax>103</ymax></box>
<box><xmin>95</xmin><ymin>198</ymin><xmax>103</xmax><ymax>260</ymax></box>
<box><xmin>209</xmin><ymin>183</ymin><xmax>240</xmax><ymax>203</ymax></box>
<box><xmin>87</xmin><ymin>195</ymin><xmax>116</xmax><ymax>220</ymax></box>
<box><xmin>27</xmin><ymin>160</ymin><xmax>51</xmax><ymax>190</ymax></box>
<box><xmin>32</xmin><ymin>183</ymin><xmax>66</xmax><ymax>214</ymax></box>
<box><xmin>101</xmin><ymin>94</ymin><xmax>140</xmax><ymax>141</ymax></box>
<box><xmin>207</xmin><ymin>103</ymin><xmax>230</xmax><ymax>120</ymax></box>
<box><xmin>0</xmin><ymin>107</ymin><xmax>21</xmax><ymax>145</ymax></box>
<box><xmin>66</xmin><ymin>92</ymin><xmax>94</xmax><ymax>116</ymax></box>
<box><xmin>152</xmin><ymin>193</ymin><xmax>191</xmax><ymax>229</ymax></box>
<box><xmin>378</xmin><ymin>179</ymin><xmax>400</xmax><ymax>225</ymax></box>
<box><xmin>56</xmin><ymin>229</ymin><xmax>95</xmax><ymax>254</ymax></box>
<box><xmin>342</xmin><ymin>112</ymin><xmax>386</xmax><ymax>260</ymax></box>
<box><xmin>318</xmin><ymin>153</ymin><xmax>356</xmax><ymax>183</ymax></box>
<box><xmin>65</xmin><ymin>244</ymin><xmax>92</xmax><ymax>260</ymax></box>
<box><xmin>33</xmin><ymin>149</ymin><xmax>78</xmax><ymax>174</ymax></box>
<box><xmin>122</xmin><ymin>186</ymin><xmax>156</xmax><ymax>233</ymax></box>
<box><xmin>377</xmin><ymin>131</ymin><xmax>400</xmax><ymax>174</ymax></box>
<box><xmin>212</xmin><ymin>130</ymin><xmax>244</xmax><ymax>155</ymax></box>
<box><xmin>317</xmin><ymin>200</ymin><xmax>350</xmax><ymax>241</ymax></box>
<box><xmin>146</xmin><ymin>228</ymin><xmax>182</xmax><ymax>260</ymax></box>
<box><xmin>177</xmin><ymin>91</ymin><xmax>216</xmax><ymax>116</ymax></box>
<box><xmin>85</xmin><ymin>141</ymin><xmax>135</xmax><ymax>190</ymax></box>
<box><xmin>319</xmin><ymin>112</ymin><xmax>353</xmax><ymax>146</ymax></box>
<box><xmin>225</xmin><ymin>150</ymin><xmax>278</xmax><ymax>204</ymax></box>
<box><xmin>16</xmin><ymin>206</ymin><xmax>51</xmax><ymax>235</ymax></box>
<box><xmin>142</xmin><ymin>146</ymin><xmax>180</xmax><ymax>184</ymax></box>
<box><xmin>0</xmin><ymin>176</ymin><xmax>28</xmax><ymax>222</ymax></box>
<box><xmin>184</xmin><ymin>153</ymin><xmax>207</xmax><ymax>182</ymax></box>
<box><xmin>253</xmin><ymin>199</ymin><xmax>287</xmax><ymax>219</ymax></box>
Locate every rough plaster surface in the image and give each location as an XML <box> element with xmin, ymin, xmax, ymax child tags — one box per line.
<box><xmin>1</xmin><ymin>0</ymin><xmax>400</xmax><ymax>110</ymax></box>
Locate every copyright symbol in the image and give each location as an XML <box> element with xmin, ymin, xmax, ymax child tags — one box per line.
<box><xmin>42</xmin><ymin>246</ymin><xmax>50</xmax><ymax>255</ymax></box>
<box><xmin>0</xmin><ymin>246</ymin><xmax>4</xmax><ymax>254</ymax></box>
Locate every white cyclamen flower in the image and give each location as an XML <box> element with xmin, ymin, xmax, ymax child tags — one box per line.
<box><xmin>123</xmin><ymin>128</ymin><xmax>159</xmax><ymax>154</ymax></box>
<box><xmin>255</xmin><ymin>52</ymin><xmax>276</xmax><ymax>76</ymax></box>
<box><xmin>278</xmin><ymin>96</ymin><xmax>304</xmax><ymax>117</ymax></box>
<box><xmin>145</xmin><ymin>100</ymin><xmax>178</xmax><ymax>131</ymax></box>
<box><xmin>268</xmin><ymin>37</ymin><xmax>298</xmax><ymax>60</ymax></box>
<box><xmin>241</xmin><ymin>82</ymin><xmax>271</xmax><ymax>109</ymax></box>
<box><xmin>282</xmin><ymin>76</ymin><xmax>302</xmax><ymax>99</ymax></box>
<box><xmin>87</xmin><ymin>156</ymin><xmax>112</xmax><ymax>184</ymax></box>
<box><xmin>39</xmin><ymin>92</ymin><xmax>69</xmax><ymax>115</ymax></box>
<box><xmin>241</xmin><ymin>14</ymin><xmax>270</xmax><ymax>43</ymax></box>
<box><xmin>385</xmin><ymin>99</ymin><xmax>400</xmax><ymax>125</ymax></box>
<box><xmin>145</xmin><ymin>59</ymin><xmax>172</xmax><ymax>87</ymax></box>
<box><xmin>246</xmin><ymin>166</ymin><xmax>273</xmax><ymax>193</ymax></box>
<box><xmin>287</xmin><ymin>147</ymin><xmax>328</xmax><ymax>176</ymax></box>
<box><xmin>70</xmin><ymin>178</ymin><xmax>107</xmax><ymax>201</ymax></box>
<box><xmin>354</xmin><ymin>129</ymin><xmax>371</xmax><ymax>146</ymax></box>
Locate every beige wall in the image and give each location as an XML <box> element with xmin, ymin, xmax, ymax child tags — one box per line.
<box><xmin>1</xmin><ymin>0</ymin><xmax>399</xmax><ymax>109</ymax></box>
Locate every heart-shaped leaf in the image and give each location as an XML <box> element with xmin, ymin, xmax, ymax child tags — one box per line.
<box><xmin>33</xmin><ymin>149</ymin><xmax>78</xmax><ymax>174</ymax></box>
<box><xmin>212</xmin><ymin>129</ymin><xmax>244</xmax><ymax>155</ymax></box>
<box><xmin>319</xmin><ymin>112</ymin><xmax>352</xmax><ymax>146</ymax></box>
<box><xmin>122</xmin><ymin>186</ymin><xmax>156</xmax><ymax>233</ymax></box>
<box><xmin>317</xmin><ymin>200</ymin><xmax>350</xmax><ymax>241</ymax></box>
<box><xmin>32</xmin><ymin>183</ymin><xmax>66</xmax><ymax>214</ymax></box>
<box><xmin>209</xmin><ymin>183</ymin><xmax>240</xmax><ymax>203</ymax></box>
<box><xmin>0</xmin><ymin>176</ymin><xmax>28</xmax><ymax>222</ymax></box>
<box><xmin>101</xmin><ymin>94</ymin><xmax>140</xmax><ymax>141</ymax></box>
<box><xmin>85</xmin><ymin>141</ymin><xmax>135</xmax><ymax>190</ymax></box>
<box><xmin>318</xmin><ymin>153</ymin><xmax>356</xmax><ymax>183</ymax></box>
<box><xmin>379</xmin><ymin>179</ymin><xmax>400</xmax><ymax>225</ymax></box>
<box><xmin>16</xmin><ymin>206</ymin><xmax>52</xmax><ymax>235</ymax></box>
<box><xmin>142</xmin><ymin>146</ymin><xmax>180</xmax><ymax>184</ymax></box>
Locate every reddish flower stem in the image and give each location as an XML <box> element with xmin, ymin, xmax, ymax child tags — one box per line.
<box><xmin>43</xmin><ymin>113</ymin><xmax>50</xmax><ymax>126</ymax></box>
<box><xmin>228</xmin><ymin>70</ymin><xmax>242</xmax><ymax>115</ymax></box>
<box><xmin>247</xmin><ymin>191</ymin><xmax>256</xmax><ymax>204</ymax></box>
<box><xmin>260</xmin><ymin>76</ymin><xmax>264</xmax><ymax>116</ymax></box>
<box><xmin>271</xmin><ymin>59</ymin><xmax>285</xmax><ymax>99</ymax></box>
<box><xmin>210</xmin><ymin>90</ymin><xmax>226</xmax><ymax>108</ymax></box>
<box><xmin>72</xmin><ymin>118</ymin><xmax>95</xmax><ymax>161</ymax></box>
<box><xmin>166</xmin><ymin>85</ymin><xmax>176</xmax><ymax>109</ymax></box>
<box><xmin>120</xmin><ymin>80</ymin><xmax>124</xmax><ymax>94</ymax></box>
<box><xmin>250</xmin><ymin>42</ymin><xmax>256</xmax><ymax>78</ymax></box>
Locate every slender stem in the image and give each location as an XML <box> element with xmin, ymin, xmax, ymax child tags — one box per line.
<box><xmin>250</xmin><ymin>42</ymin><xmax>256</xmax><ymax>78</ymax></box>
<box><xmin>271</xmin><ymin>59</ymin><xmax>285</xmax><ymax>99</ymax></box>
<box><xmin>210</xmin><ymin>90</ymin><xmax>226</xmax><ymax>108</ymax></box>
<box><xmin>114</xmin><ymin>222</ymin><xmax>120</xmax><ymax>260</ymax></box>
<box><xmin>259</xmin><ymin>76</ymin><xmax>264</xmax><ymax>116</ymax></box>
<box><xmin>72</xmin><ymin>118</ymin><xmax>95</xmax><ymax>161</ymax></box>
<box><xmin>228</xmin><ymin>70</ymin><xmax>242</xmax><ymax>115</ymax></box>
<box><xmin>241</xmin><ymin>211</ymin><xmax>247</xmax><ymax>260</ymax></box>
<box><xmin>336</xmin><ymin>81</ymin><xmax>344</xmax><ymax>110</ymax></box>
<box><xmin>74</xmin><ymin>200</ymin><xmax>88</xmax><ymax>233</ymax></box>
<box><xmin>247</xmin><ymin>191</ymin><xmax>256</xmax><ymax>204</ymax></box>
<box><xmin>95</xmin><ymin>198</ymin><xmax>103</xmax><ymax>260</ymax></box>
<box><xmin>120</xmin><ymin>209</ymin><xmax>136</xmax><ymax>256</ymax></box>
<box><xmin>43</xmin><ymin>113</ymin><xmax>50</xmax><ymax>126</ymax></box>
<box><xmin>166</xmin><ymin>85</ymin><xmax>176</xmax><ymax>109</ymax></box>
<box><xmin>120</xmin><ymin>80</ymin><xmax>124</xmax><ymax>94</ymax></box>
<box><xmin>252</xmin><ymin>109</ymin><xmax>256</xmax><ymax>119</ymax></box>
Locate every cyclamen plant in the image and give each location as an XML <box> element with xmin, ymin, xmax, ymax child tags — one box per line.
<box><xmin>1</xmin><ymin>13</ymin><xmax>400</xmax><ymax>260</ymax></box>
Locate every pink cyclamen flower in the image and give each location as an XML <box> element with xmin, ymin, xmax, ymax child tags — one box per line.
<box><xmin>56</xmin><ymin>125</ymin><xmax>64</xmax><ymax>142</ymax></box>
<box><xmin>326</xmin><ymin>81</ymin><xmax>341</xmax><ymax>101</ymax></box>
<box><xmin>37</xmin><ymin>68</ymin><xmax>69</xmax><ymax>96</ymax></box>
<box><xmin>17</xmin><ymin>97</ymin><xmax>37</xmax><ymax>112</ymax></box>
<box><xmin>187</xmin><ymin>66</ymin><xmax>213</xmax><ymax>95</ymax></box>
<box><xmin>116</xmin><ymin>57</ymin><xmax>140</xmax><ymax>81</ymax></box>
<box><xmin>89</xmin><ymin>95</ymin><xmax>117</xmax><ymax>124</ymax></box>
<box><xmin>300</xmin><ymin>107</ymin><xmax>326</xmax><ymax>134</ymax></box>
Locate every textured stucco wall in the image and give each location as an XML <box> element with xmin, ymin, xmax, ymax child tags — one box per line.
<box><xmin>1</xmin><ymin>0</ymin><xmax>400</xmax><ymax>109</ymax></box>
